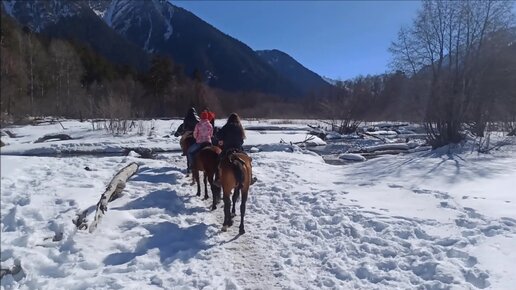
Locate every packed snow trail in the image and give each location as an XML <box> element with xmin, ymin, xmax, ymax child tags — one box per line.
<box><xmin>1</xmin><ymin>142</ymin><xmax>516</xmax><ymax>289</ymax></box>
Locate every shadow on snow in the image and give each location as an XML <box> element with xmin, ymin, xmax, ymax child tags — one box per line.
<box><xmin>130</xmin><ymin>166</ymin><xmax>182</xmax><ymax>184</ymax></box>
<box><xmin>113</xmin><ymin>189</ymin><xmax>206</xmax><ymax>216</ymax></box>
<box><xmin>103</xmin><ymin>222</ymin><xmax>210</xmax><ymax>266</ymax></box>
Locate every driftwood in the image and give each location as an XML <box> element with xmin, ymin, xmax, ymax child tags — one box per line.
<box><xmin>320</xmin><ymin>120</ymin><xmax>360</xmax><ymax>134</ymax></box>
<box><xmin>508</xmin><ymin>128</ymin><xmax>516</xmax><ymax>137</ymax></box>
<box><xmin>307</xmin><ymin>124</ymin><xmax>327</xmax><ymax>140</ymax></box>
<box><xmin>34</xmin><ymin>134</ymin><xmax>72</xmax><ymax>143</ymax></box>
<box><xmin>291</xmin><ymin>135</ymin><xmax>316</xmax><ymax>145</ymax></box>
<box><xmin>2</xmin><ymin>130</ymin><xmax>16</xmax><ymax>138</ymax></box>
<box><xmin>31</xmin><ymin>118</ymin><xmax>66</xmax><ymax>129</ymax></box>
<box><xmin>88</xmin><ymin>162</ymin><xmax>139</xmax><ymax>233</ymax></box>
<box><xmin>123</xmin><ymin>147</ymin><xmax>156</xmax><ymax>159</ymax></box>
<box><xmin>359</xmin><ymin>131</ymin><xmax>387</xmax><ymax>143</ymax></box>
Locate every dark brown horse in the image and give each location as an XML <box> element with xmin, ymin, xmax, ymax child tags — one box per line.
<box><xmin>174</xmin><ymin>124</ymin><xmax>221</xmax><ymax>208</ymax></box>
<box><xmin>220</xmin><ymin>151</ymin><xmax>253</xmax><ymax>234</ymax></box>
<box><xmin>192</xmin><ymin>145</ymin><xmax>222</xmax><ymax>210</ymax></box>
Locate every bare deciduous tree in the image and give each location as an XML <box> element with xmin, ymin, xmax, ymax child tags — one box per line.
<box><xmin>390</xmin><ymin>0</ymin><xmax>514</xmax><ymax>147</ymax></box>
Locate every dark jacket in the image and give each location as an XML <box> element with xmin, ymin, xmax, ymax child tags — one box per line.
<box><xmin>216</xmin><ymin>122</ymin><xmax>244</xmax><ymax>151</ymax></box>
<box><xmin>183</xmin><ymin>108</ymin><xmax>199</xmax><ymax>132</ymax></box>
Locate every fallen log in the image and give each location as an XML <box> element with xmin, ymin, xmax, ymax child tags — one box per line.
<box><xmin>2</xmin><ymin>130</ymin><xmax>16</xmax><ymax>138</ymax></box>
<box><xmin>34</xmin><ymin>134</ymin><xmax>72</xmax><ymax>143</ymax></box>
<box><xmin>359</xmin><ymin>131</ymin><xmax>387</xmax><ymax>143</ymax></box>
<box><xmin>123</xmin><ymin>147</ymin><xmax>156</xmax><ymax>159</ymax></box>
<box><xmin>88</xmin><ymin>162</ymin><xmax>139</xmax><ymax>233</ymax></box>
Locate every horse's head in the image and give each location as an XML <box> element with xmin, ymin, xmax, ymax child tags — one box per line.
<box><xmin>174</xmin><ymin>123</ymin><xmax>185</xmax><ymax>137</ymax></box>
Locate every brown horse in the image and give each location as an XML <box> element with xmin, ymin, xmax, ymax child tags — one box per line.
<box><xmin>174</xmin><ymin>124</ymin><xmax>221</xmax><ymax>207</ymax></box>
<box><xmin>192</xmin><ymin>145</ymin><xmax>222</xmax><ymax>210</ymax></box>
<box><xmin>220</xmin><ymin>151</ymin><xmax>253</xmax><ymax>234</ymax></box>
<box><xmin>174</xmin><ymin>124</ymin><xmax>196</xmax><ymax>173</ymax></box>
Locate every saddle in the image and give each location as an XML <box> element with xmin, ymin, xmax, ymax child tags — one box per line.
<box><xmin>221</xmin><ymin>148</ymin><xmax>245</xmax><ymax>162</ymax></box>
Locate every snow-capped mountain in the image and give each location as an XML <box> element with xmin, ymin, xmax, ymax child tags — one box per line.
<box><xmin>1</xmin><ymin>0</ymin><xmax>87</xmax><ymax>32</ymax></box>
<box><xmin>1</xmin><ymin>0</ymin><xmax>150</xmax><ymax>70</ymax></box>
<box><xmin>2</xmin><ymin>0</ymin><xmax>331</xmax><ymax>97</ymax></box>
<box><xmin>89</xmin><ymin>1</ymin><xmax>300</xmax><ymax>96</ymax></box>
<box><xmin>88</xmin><ymin>0</ymin><xmax>174</xmax><ymax>52</ymax></box>
<box><xmin>322</xmin><ymin>76</ymin><xmax>340</xmax><ymax>86</ymax></box>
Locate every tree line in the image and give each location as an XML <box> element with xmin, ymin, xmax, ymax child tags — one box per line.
<box><xmin>312</xmin><ymin>0</ymin><xmax>515</xmax><ymax>145</ymax></box>
<box><xmin>0</xmin><ymin>11</ymin><xmax>294</xmax><ymax>123</ymax></box>
<box><xmin>2</xmin><ymin>2</ymin><xmax>515</xmax><ymax>146</ymax></box>
<box><xmin>389</xmin><ymin>0</ymin><xmax>516</xmax><ymax>145</ymax></box>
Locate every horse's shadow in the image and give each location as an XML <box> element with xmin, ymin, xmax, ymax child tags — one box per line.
<box><xmin>106</xmin><ymin>174</ymin><xmax>210</xmax><ymax>266</ymax></box>
<box><xmin>113</xmin><ymin>189</ymin><xmax>205</xmax><ymax>216</ymax></box>
<box><xmin>131</xmin><ymin>166</ymin><xmax>182</xmax><ymax>184</ymax></box>
<box><xmin>103</xmin><ymin>222</ymin><xmax>210</xmax><ymax>266</ymax></box>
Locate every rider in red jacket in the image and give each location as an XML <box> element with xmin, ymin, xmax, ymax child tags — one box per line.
<box><xmin>187</xmin><ymin>111</ymin><xmax>213</xmax><ymax>171</ymax></box>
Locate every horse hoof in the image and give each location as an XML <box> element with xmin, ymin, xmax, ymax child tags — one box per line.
<box><xmin>239</xmin><ymin>228</ymin><xmax>245</xmax><ymax>235</ymax></box>
<box><xmin>203</xmin><ymin>196</ymin><xmax>209</xmax><ymax>200</ymax></box>
<box><xmin>231</xmin><ymin>213</ymin><xmax>236</xmax><ymax>218</ymax></box>
<box><xmin>228</xmin><ymin>220</ymin><xmax>233</xmax><ymax>227</ymax></box>
<box><xmin>196</xmin><ymin>193</ymin><xmax>201</xmax><ymax>197</ymax></box>
<box><xmin>211</xmin><ymin>206</ymin><xmax>217</xmax><ymax>211</ymax></box>
<box><xmin>221</xmin><ymin>225</ymin><xmax>228</xmax><ymax>232</ymax></box>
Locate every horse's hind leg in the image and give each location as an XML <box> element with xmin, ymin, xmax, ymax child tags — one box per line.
<box><xmin>231</xmin><ymin>187</ymin><xmax>240</xmax><ymax>217</ymax></box>
<box><xmin>203</xmin><ymin>173</ymin><xmax>209</xmax><ymax>200</ymax></box>
<box><xmin>186</xmin><ymin>155</ymin><xmax>191</xmax><ymax>174</ymax></box>
<box><xmin>208</xmin><ymin>171</ymin><xmax>220</xmax><ymax>210</ymax></box>
<box><xmin>193</xmin><ymin>170</ymin><xmax>201</xmax><ymax>196</ymax></box>
<box><xmin>221</xmin><ymin>191</ymin><xmax>233</xmax><ymax>231</ymax></box>
<box><xmin>239</xmin><ymin>189</ymin><xmax>248</xmax><ymax>235</ymax></box>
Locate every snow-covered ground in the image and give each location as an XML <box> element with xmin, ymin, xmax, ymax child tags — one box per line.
<box><xmin>0</xmin><ymin>119</ymin><xmax>325</xmax><ymax>156</ymax></box>
<box><xmin>1</xmin><ymin>119</ymin><xmax>516</xmax><ymax>289</ymax></box>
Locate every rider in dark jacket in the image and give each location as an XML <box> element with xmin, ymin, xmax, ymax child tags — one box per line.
<box><xmin>216</xmin><ymin>113</ymin><xmax>245</xmax><ymax>153</ymax></box>
<box><xmin>183</xmin><ymin>107</ymin><xmax>200</xmax><ymax>132</ymax></box>
<box><xmin>217</xmin><ymin>123</ymin><xmax>244</xmax><ymax>152</ymax></box>
<box><xmin>213</xmin><ymin>113</ymin><xmax>256</xmax><ymax>185</ymax></box>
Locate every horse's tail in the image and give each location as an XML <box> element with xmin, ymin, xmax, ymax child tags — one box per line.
<box><xmin>229</xmin><ymin>155</ymin><xmax>246</xmax><ymax>188</ymax></box>
<box><xmin>174</xmin><ymin>123</ymin><xmax>184</xmax><ymax>137</ymax></box>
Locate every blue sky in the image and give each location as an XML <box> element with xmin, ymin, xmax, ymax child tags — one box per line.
<box><xmin>173</xmin><ymin>1</ymin><xmax>423</xmax><ymax>80</ymax></box>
